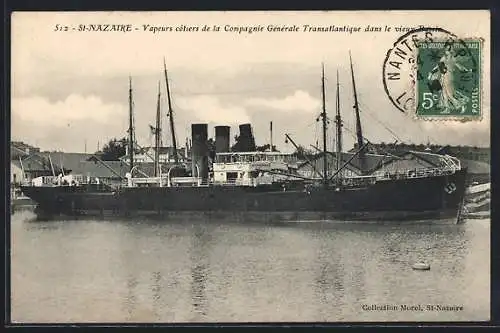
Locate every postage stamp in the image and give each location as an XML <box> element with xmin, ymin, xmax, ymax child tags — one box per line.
<box><xmin>382</xmin><ymin>27</ymin><xmax>483</xmax><ymax>121</ymax></box>
<box><xmin>415</xmin><ymin>39</ymin><xmax>482</xmax><ymax>119</ymax></box>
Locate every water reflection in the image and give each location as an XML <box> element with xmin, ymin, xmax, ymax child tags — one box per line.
<box><xmin>313</xmin><ymin>232</ymin><xmax>346</xmax><ymax>321</ymax></box>
<box><xmin>191</xmin><ymin>263</ymin><xmax>207</xmax><ymax>317</ymax></box>
<box><xmin>10</xmin><ymin>214</ymin><xmax>490</xmax><ymax>322</ymax></box>
<box><xmin>351</xmin><ymin>264</ymin><xmax>366</xmax><ymax>304</ymax></box>
<box><xmin>124</xmin><ymin>277</ymin><xmax>138</xmax><ymax>320</ymax></box>
<box><xmin>150</xmin><ymin>271</ymin><xmax>162</xmax><ymax>320</ymax></box>
<box><xmin>189</xmin><ymin>224</ymin><xmax>212</xmax><ymax>321</ymax></box>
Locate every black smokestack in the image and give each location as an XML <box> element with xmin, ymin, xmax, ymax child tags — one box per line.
<box><xmin>238</xmin><ymin>123</ymin><xmax>256</xmax><ymax>152</ymax></box>
<box><xmin>191</xmin><ymin>123</ymin><xmax>208</xmax><ymax>181</ymax></box>
<box><xmin>215</xmin><ymin>126</ymin><xmax>230</xmax><ymax>153</ymax></box>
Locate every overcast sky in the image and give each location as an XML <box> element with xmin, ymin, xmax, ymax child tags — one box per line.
<box><xmin>11</xmin><ymin>11</ymin><xmax>490</xmax><ymax>153</ymax></box>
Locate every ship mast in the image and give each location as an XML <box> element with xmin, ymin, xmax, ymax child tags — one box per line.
<box><xmin>154</xmin><ymin>81</ymin><xmax>162</xmax><ymax>177</ymax></box>
<box><xmin>321</xmin><ymin>63</ymin><xmax>328</xmax><ymax>185</ymax></box>
<box><xmin>128</xmin><ymin>76</ymin><xmax>135</xmax><ymax>173</ymax></box>
<box><xmin>349</xmin><ymin>51</ymin><xmax>366</xmax><ymax>174</ymax></box>
<box><xmin>270</xmin><ymin>121</ymin><xmax>273</xmax><ymax>152</ymax></box>
<box><xmin>335</xmin><ymin>69</ymin><xmax>343</xmax><ymax>172</ymax></box>
<box><xmin>164</xmin><ymin>58</ymin><xmax>178</xmax><ymax>164</ymax></box>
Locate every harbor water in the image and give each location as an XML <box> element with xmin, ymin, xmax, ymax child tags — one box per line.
<box><xmin>10</xmin><ymin>211</ymin><xmax>490</xmax><ymax>323</ymax></box>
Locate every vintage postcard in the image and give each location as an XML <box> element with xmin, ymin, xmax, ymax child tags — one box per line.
<box><xmin>10</xmin><ymin>11</ymin><xmax>490</xmax><ymax>323</ymax></box>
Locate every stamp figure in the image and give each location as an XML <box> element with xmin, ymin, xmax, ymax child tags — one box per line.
<box><xmin>416</xmin><ymin>39</ymin><xmax>482</xmax><ymax>118</ymax></box>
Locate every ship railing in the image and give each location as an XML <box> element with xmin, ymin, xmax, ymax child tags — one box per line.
<box><xmin>36</xmin><ymin>176</ymin><xmax>60</xmax><ymax>186</ymax></box>
<box><xmin>130</xmin><ymin>177</ymin><xmax>165</xmax><ymax>184</ymax></box>
<box><xmin>128</xmin><ymin>176</ymin><xmax>206</xmax><ymax>187</ymax></box>
<box><xmin>213</xmin><ymin>177</ymin><xmax>281</xmax><ymax>186</ymax></box>
<box><xmin>443</xmin><ymin>154</ymin><xmax>462</xmax><ymax>170</ymax></box>
<box><xmin>27</xmin><ymin>174</ymin><xmax>110</xmax><ymax>187</ymax></box>
<box><xmin>172</xmin><ymin>177</ymin><xmax>204</xmax><ymax>186</ymax></box>
<box><xmin>127</xmin><ymin>176</ymin><xmax>257</xmax><ymax>187</ymax></box>
<box><xmin>25</xmin><ymin>175</ymin><xmax>63</xmax><ymax>187</ymax></box>
<box><xmin>372</xmin><ymin>166</ymin><xmax>456</xmax><ymax>181</ymax></box>
<box><xmin>337</xmin><ymin>176</ymin><xmax>377</xmax><ymax>187</ymax></box>
<box><xmin>210</xmin><ymin>179</ymin><xmax>247</xmax><ymax>186</ymax></box>
<box><xmin>409</xmin><ymin>150</ymin><xmax>462</xmax><ymax>172</ymax></box>
<box><xmin>195</xmin><ymin>179</ymin><xmax>210</xmax><ymax>187</ymax></box>
<box><xmin>211</xmin><ymin>179</ymin><xmax>238</xmax><ymax>186</ymax></box>
<box><xmin>209</xmin><ymin>178</ymin><xmax>268</xmax><ymax>187</ymax></box>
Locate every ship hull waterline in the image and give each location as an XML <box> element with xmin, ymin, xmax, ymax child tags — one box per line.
<box><xmin>21</xmin><ymin>168</ymin><xmax>467</xmax><ymax>224</ymax></box>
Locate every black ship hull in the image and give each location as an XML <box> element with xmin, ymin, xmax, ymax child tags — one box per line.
<box><xmin>21</xmin><ymin>168</ymin><xmax>467</xmax><ymax>223</ymax></box>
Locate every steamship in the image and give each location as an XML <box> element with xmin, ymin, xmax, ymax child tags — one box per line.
<box><xmin>21</xmin><ymin>56</ymin><xmax>467</xmax><ymax>223</ymax></box>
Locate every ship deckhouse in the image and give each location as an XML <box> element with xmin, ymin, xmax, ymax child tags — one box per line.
<box><xmin>213</xmin><ymin>151</ymin><xmax>299</xmax><ymax>186</ymax></box>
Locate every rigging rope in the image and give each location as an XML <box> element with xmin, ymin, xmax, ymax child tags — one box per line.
<box><xmin>357</xmin><ymin>99</ymin><xmax>404</xmax><ymax>144</ymax></box>
<box><xmin>357</xmin><ymin>98</ymin><xmax>439</xmax><ymax>146</ymax></box>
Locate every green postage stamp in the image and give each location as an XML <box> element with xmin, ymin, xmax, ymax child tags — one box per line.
<box><xmin>416</xmin><ymin>39</ymin><xmax>482</xmax><ymax>119</ymax></box>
